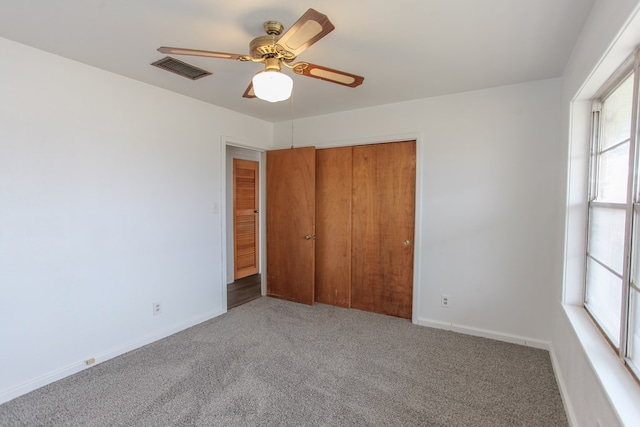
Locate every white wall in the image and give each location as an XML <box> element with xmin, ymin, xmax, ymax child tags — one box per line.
<box><xmin>0</xmin><ymin>37</ymin><xmax>273</xmax><ymax>403</ymax></box>
<box><xmin>274</xmin><ymin>78</ymin><xmax>562</xmax><ymax>347</ymax></box>
<box><xmin>553</xmin><ymin>0</ymin><xmax>640</xmax><ymax>425</ymax></box>
<box><xmin>6</xmin><ymin>3</ymin><xmax>640</xmax><ymax>421</ymax></box>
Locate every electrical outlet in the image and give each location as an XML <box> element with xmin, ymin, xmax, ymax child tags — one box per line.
<box><xmin>153</xmin><ymin>301</ymin><xmax>161</xmax><ymax>315</ymax></box>
<box><xmin>441</xmin><ymin>295</ymin><xmax>450</xmax><ymax>308</ymax></box>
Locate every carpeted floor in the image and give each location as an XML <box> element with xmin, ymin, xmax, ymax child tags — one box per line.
<box><xmin>0</xmin><ymin>297</ymin><xmax>567</xmax><ymax>426</ymax></box>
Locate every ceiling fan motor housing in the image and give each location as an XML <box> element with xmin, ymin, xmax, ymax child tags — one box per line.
<box><xmin>249</xmin><ymin>34</ymin><xmax>281</xmax><ymax>59</ymax></box>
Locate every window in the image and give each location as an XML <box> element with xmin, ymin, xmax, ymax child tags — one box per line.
<box><xmin>586</xmin><ymin>52</ymin><xmax>640</xmax><ymax>380</ymax></box>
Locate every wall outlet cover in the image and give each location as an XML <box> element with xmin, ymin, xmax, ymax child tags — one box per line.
<box><xmin>441</xmin><ymin>295</ymin><xmax>450</xmax><ymax>308</ymax></box>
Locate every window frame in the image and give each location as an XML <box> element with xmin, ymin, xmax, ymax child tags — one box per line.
<box><xmin>585</xmin><ymin>50</ymin><xmax>640</xmax><ymax>381</ymax></box>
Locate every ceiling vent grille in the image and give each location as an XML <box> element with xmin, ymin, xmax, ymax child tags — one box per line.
<box><xmin>151</xmin><ymin>56</ymin><xmax>212</xmax><ymax>80</ymax></box>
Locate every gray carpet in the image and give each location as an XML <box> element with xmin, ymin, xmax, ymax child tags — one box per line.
<box><xmin>0</xmin><ymin>297</ymin><xmax>567</xmax><ymax>426</ymax></box>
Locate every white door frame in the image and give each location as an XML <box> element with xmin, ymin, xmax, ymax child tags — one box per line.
<box><xmin>220</xmin><ymin>137</ymin><xmax>267</xmax><ymax>311</ymax></box>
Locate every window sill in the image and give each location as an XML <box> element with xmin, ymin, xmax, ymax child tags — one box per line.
<box><xmin>562</xmin><ymin>304</ymin><xmax>640</xmax><ymax>425</ymax></box>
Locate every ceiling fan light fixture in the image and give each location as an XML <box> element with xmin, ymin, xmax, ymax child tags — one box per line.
<box><xmin>252</xmin><ymin>70</ymin><xmax>293</xmax><ymax>102</ymax></box>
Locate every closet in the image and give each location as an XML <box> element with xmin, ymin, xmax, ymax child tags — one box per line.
<box><xmin>267</xmin><ymin>140</ymin><xmax>416</xmax><ymax>319</ymax></box>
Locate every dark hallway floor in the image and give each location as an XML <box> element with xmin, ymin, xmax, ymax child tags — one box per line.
<box><xmin>227</xmin><ymin>274</ymin><xmax>262</xmax><ymax>309</ymax></box>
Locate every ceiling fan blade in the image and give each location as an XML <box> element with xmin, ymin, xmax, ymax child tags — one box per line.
<box><xmin>157</xmin><ymin>47</ymin><xmax>249</xmax><ymax>61</ymax></box>
<box><xmin>243</xmin><ymin>82</ymin><xmax>256</xmax><ymax>99</ymax></box>
<box><xmin>293</xmin><ymin>63</ymin><xmax>364</xmax><ymax>88</ymax></box>
<box><xmin>276</xmin><ymin>9</ymin><xmax>335</xmax><ymax>58</ymax></box>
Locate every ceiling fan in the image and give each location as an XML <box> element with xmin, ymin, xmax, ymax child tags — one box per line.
<box><xmin>158</xmin><ymin>8</ymin><xmax>364</xmax><ymax>102</ymax></box>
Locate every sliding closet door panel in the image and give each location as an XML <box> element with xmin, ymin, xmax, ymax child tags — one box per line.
<box><xmin>351</xmin><ymin>141</ymin><xmax>416</xmax><ymax>318</ymax></box>
<box><xmin>316</xmin><ymin>147</ymin><xmax>352</xmax><ymax>307</ymax></box>
<box><xmin>266</xmin><ymin>147</ymin><xmax>316</xmax><ymax>305</ymax></box>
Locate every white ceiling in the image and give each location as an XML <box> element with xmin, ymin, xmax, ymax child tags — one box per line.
<box><xmin>0</xmin><ymin>0</ymin><xmax>595</xmax><ymax>123</ymax></box>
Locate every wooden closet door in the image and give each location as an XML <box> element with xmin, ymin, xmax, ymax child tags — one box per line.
<box><xmin>266</xmin><ymin>147</ymin><xmax>316</xmax><ymax>305</ymax></box>
<box><xmin>233</xmin><ymin>159</ymin><xmax>259</xmax><ymax>280</ymax></box>
<box><xmin>315</xmin><ymin>147</ymin><xmax>352</xmax><ymax>307</ymax></box>
<box><xmin>351</xmin><ymin>141</ymin><xmax>416</xmax><ymax>319</ymax></box>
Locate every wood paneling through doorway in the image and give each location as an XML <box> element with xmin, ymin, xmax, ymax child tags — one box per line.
<box><xmin>233</xmin><ymin>159</ymin><xmax>259</xmax><ymax>280</ymax></box>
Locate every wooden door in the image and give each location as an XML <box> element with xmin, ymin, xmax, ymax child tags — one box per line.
<box><xmin>266</xmin><ymin>147</ymin><xmax>316</xmax><ymax>305</ymax></box>
<box><xmin>351</xmin><ymin>141</ymin><xmax>416</xmax><ymax>318</ymax></box>
<box><xmin>233</xmin><ymin>159</ymin><xmax>259</xmax><ymax>280</ymax></box>
<box><xmin>315</xmin><ymin>147</ymin><xmax>352</xmax><ymax>307</ymax></box>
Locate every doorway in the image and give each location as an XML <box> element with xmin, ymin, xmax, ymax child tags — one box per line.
<box><xmin>225</xmin><ymin>145</ymin><xmax>264</xmax><ymax>309</ymax></box>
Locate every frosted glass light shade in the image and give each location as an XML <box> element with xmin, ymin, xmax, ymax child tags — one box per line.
<box><xmin>252</xmin><ymin>70</ymin><xmax>293</xmax><ymax>102</ymax></box>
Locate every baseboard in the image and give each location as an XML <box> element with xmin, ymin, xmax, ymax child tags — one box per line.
<box><xmin>548</xmin><ymin>342</ymin><xmax>578</xmax><ymax>427</ymax></box>
<box><xmin>0</xmin><ymin>308</ymin><xmax>225</xmax><ymax>405</ymax></box>
<box><xmin>416</xmin><ymin>318</ymin><xmax>452</xmax><ymax>331</ymax></box>
<box><xmin>416</xmin><ymin>317</ymin><xmax>550</xmax><ymax>350</ymax></box>
<box><xmin>0</xmin><ymin>359</ymin><xmax>89</xmax><ymax>406</ymax></box>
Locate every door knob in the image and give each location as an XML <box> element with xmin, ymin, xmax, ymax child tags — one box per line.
<box><xmin>403</xmin><ymin>240</ymin><xmax>411</xmax><ymax>246</ymax></box>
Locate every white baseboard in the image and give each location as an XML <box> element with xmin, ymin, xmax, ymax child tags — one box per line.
<box><xmin>416</xmin><ymin>317</ymin><xmax>550</xmax><ymax>350</ymax></box>
<box><xmin>0</xmin><ymin>360</ymin><xmax>89</xmax><ymax>406</ymax></box>
<box><xmin>548</xmin><ymin>342</ymin><xmax>578</xmax><ymax>427</ymax></box>
<box><xmin>416</xmin><ymin>318</ymin><xmax>452</xmax><ymax>331</ymax></box>
<box><xmin>0</xmin><ymin>309</ymin><xmax>225</xmax><ymax>405</ymax></box>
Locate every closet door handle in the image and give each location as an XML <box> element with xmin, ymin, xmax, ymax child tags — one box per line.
<box><xmin>305</xmin><ymin>235</ymin><xmax>317</xmax><ymax>240</ymax></box>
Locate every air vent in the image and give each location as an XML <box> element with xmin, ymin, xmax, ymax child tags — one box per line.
<box><xmin>151</xmin><ymin>56</ymin><xmax>212</xmax><ymax>80</ymax></box>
